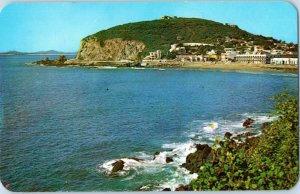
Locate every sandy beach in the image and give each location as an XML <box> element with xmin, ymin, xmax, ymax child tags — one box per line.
<box><xmin>144</xmin><ymin>61</ymin><xmax>298</xmax><ymax>73</ymax></box>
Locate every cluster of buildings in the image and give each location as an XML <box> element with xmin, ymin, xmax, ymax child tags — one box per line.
<box><xmin>143</xmin><ymin>41</ymin><xmax>298</xmax><ymax>65</ymax></box>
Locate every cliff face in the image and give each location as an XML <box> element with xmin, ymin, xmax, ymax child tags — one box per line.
<box><xmin>76</xmin><ymin>36</ymin><xmax>145</xmax><ymax>61</ymax></box>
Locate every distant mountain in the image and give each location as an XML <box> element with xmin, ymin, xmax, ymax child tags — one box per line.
<box><xmin>0</xmin><ymin>50</ymin><xmax>76</xmax><ymax>55</ymax></box>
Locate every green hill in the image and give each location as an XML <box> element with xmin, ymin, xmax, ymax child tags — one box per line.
<box><xmin>85</xmin><ymin>17</ymin><xmax>278</xmax><ymax>56</ymax></box>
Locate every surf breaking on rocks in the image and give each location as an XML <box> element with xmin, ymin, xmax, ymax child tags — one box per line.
<box><xmin>97</xmin><ymin>113</ymin><xmax>276</xmax><ymax>191</ymax></box>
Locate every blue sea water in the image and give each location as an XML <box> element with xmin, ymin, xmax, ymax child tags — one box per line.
<box><xmin>0</xmin><ymin>55</ymin><xmax>298</xmax><ymax>191</ymax></box>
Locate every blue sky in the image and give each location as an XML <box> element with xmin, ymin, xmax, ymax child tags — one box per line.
<box><xmin>0</xmin><ymin>1</ymin><xmax>298</xmax><ymax>52</ymax></box>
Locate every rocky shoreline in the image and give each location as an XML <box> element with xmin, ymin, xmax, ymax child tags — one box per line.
<box><xmin>102</xmin><ymin>117</ymin><xmax>271</xmax><ymax>191</ymax></box>
<box><xmin>34</xmin><ymin>56</ymin><xmax>298</xmax><ymax>74</ymax></box>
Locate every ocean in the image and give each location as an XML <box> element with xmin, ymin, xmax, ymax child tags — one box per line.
<box><xmin>0</xmin><ymin>55</ymin><xmax>298</xmax><ymax>191</ymax></box>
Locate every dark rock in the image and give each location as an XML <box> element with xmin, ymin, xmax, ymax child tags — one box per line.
<box><xmin>182</xmin><ymin>144</ymin><xmax>211</xmax><ymax>173</ymax></box>
<box><xmin>58</xmin><ymin>55</ymin><xmax>67</xmax><ymax>63</ymax></box>
<box><xmin>175</xmin><ymin>185</ymin><xmax>190</xmax><ymax>191</ymax></box>
<box><xmin>153</xmin><ymin>151</ymin><xmax>160</xmax><ymax>160</ymax></box>
<box><xmin>196</xmin><ymin>144</ymin><xmax>210</xmax><ymax>151</ymax></box>
<box><xmin>166</xmin><ymin>157</ymin><xmax>174</xmax><ymax>163</ymax></box>
<box><xmin>233</xmin><ymin>131</ymin><xmax>255</xmax><ymax>142</ymax></box>
<box><xmin>162</xmin><ymin>188</ymin><xmax>171</xmax><ymax>191</ymax></box>
<box><xmin>36</xmin><ymin>55</ymin><xmax>67</xmax><ymax>66</ymax></box>
<box><xmin>111</xmin><ymin>160</ymin><xmax>125</xmax><ymax>173</ymax></box>
<box><xmin>243</xmin><ymin>118</ymin><xmax>254</xmax><ymax>128</ymax></box>
<box><xmin>227</xmin><ymin>139</ymin><xmax>238</xmax><ymax>150</ymax></box>
<box><xmin>224</xmin><ymin>132</ymin><xmax>232</xmax><ymax>139</ymax></box>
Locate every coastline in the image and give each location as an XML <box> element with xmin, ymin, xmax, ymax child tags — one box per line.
<box><xmin>35</xmin><ymin>58</ymin><xmax>299</xmax><ymax>74</ymax></box>
<box><xmin>99</xmin><ymin>115</ymin><xmax>275</xmax><ymax>191</ymax></box>
<box><xmin>143</xmin><ymin>61</ymin><xmax>299</xmax><ymax>73</ymax></box>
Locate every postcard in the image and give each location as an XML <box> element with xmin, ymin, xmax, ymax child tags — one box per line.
<box><xmin>0</xmin><ymin>1</ymin><xmax>298</xmax><ymax>192</ymax></box>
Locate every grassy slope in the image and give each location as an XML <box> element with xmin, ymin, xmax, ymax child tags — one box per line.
<box><xmin>84</xmin><ymin>18</ymin><xmax>276</xmax><ymax>56</ymax></box>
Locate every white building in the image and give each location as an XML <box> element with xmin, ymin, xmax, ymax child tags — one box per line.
<box><xmin>235</xmin><ymin>53</ymin><xmax>271</xmax><ymax>64</ymax></box>
<box><xmin>182</xmin><ymin>43</ymin><xmax>214</xmax><ymax>47</ymax></box>
<box><xmin>145</xmin><ymin>50</ymin><xmax>162</xmax><ymax>60</ymax></box>
<box><xmin>206</xmin><ymin>49</ymin><xmax>216</xmax><ymax>55</ymax></box>
<box><xmin>221</xmin><ymin>51</ymin><xmax>237</xmax><ymax>62</ymax></box>
<box><xmin>176</xmin><ymin>54</ymin><xmax>203</xmax><ymax>62</ymax></box>
<box><xmin>270</xmin><ymin>58</ymin><xmax>298</xmax><ymax>65</ymax></box>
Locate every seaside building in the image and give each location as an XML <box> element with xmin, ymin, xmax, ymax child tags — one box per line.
<box><xmin>144</xmin><ymin>50</ymin><xmax>162</xmax><ymax>60</ymax></box>
<box><xmin>270</xmin><ymin>57</ymin><xmax>298</xmax><ymax>65</ymax></box>
<box><xmin>176</xmin><ymin>54</ymin><xmax>204</xmax><ymax>62</ymax></box>
<box><xmin>221</xmin><ymin>51</ymin><xmax>237</xmax><ymax>62</ymax></box>
<box><xmin>169</xmin><ymin>43</ymin><xmax>214</xmax><ymax>53</ymax></box>
<box><xmin>235</xmin><ymin>53</ymin><xmax>271</xmax><ymax>64</ymax></box>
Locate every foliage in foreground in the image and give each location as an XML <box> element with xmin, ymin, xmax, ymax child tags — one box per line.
<box><xmin>190</xmin><ymin>93</ymin><xmax>299</xmax><ymax>190</ymax></box>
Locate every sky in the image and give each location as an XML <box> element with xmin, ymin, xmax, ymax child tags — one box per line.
<box><xmin>0</xmin><ymin>1</ymin><xmax>298</xmax><ymax>52</ymax></box>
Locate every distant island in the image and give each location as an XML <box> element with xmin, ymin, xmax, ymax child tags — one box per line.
<box><xmin>34</xmin><ymin>16</ymin><xmax>298</xmax><ymax>72</ymax></box>
<box><xmin>0</xmin><ymin>50</ymin><xmax>76</xmax><ymax>56</ymax></box>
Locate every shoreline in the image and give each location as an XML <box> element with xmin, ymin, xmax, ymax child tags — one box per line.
<box><xmin>34</xmin><ymin>59</ymin><xmax>299</xmax><ymax>74</ymax></box>
<box><xmin>145</xmin><ymin>61</ymin><xmax>299</xmax><ymax>73</ymax></box>
<box><xmin>100</xmin><ymin>116</ymin><xmax>274</xmax><ymax>191</ymax></box>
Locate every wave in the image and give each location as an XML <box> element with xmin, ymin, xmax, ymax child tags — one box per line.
<box><xmin>131</xmin><ymin>67</ymin><xmax>146</xmax><ymax>70</ymax></box>
<box><xmin>97</xmin><ymin>112</ymin><xmax>277</xmax><ymax>190</ymax></box>
<box><xmin>95</xmin><ymin>66</ymin><xmax>118</xmax><ymax>69</ymax></box>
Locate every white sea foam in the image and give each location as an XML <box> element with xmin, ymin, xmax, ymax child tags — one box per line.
<box><xmin>96</xmin><ymin>66</ymin><xmax>117</xmax><ymax>69</ymax></box>
<box><xmin>131</xmin><ymin>67</ymin><xmax>146</xmax><ymax>70</ymax></box>
<box><xmin>97</xmin><ymin>112</ymin><xmax>278</xmax><ymax>190</ymax></box>
<box><xmin>242</xmin><ymin>113</ymin><xmax>277</xmax><ymax>123</ymax></box>
<box><xmin>158</xmin><ymin>168</ymin><xmax>198</xmax><ymax>191</ymax></box>
<box><xmin>202</xmin><ymin>122</ymin><xmax>218</xmax><ymax>132</ymax></box>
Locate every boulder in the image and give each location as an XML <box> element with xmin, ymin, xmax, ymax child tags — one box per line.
<box><xmin>232</xmin><ymin>131</ymin><xmax>255</xmax><ymax>142</ymax></box>
<box><xmin>182</xmin><ymin>144</ymin><xmax>211</xmax><ymax>173</ymax></box>
<box><xmin>243</xmin><ymin>118</ymin><xmax>254</xmax><ymax>128</ymax></box>
<box><xmin>224</xmin><ymin>132</ymin><xmax>232</xmax><ymax>139</ymax></box>
<box><xmin>175</xmin><ymin>185</ymin><xmax>190</xmax><ymax>191</ymax></box>
<box><xmin>162</xmin><ymin>188</ymin><xmax>171</xmax><ymax>191</ymax></box>
<box><xmin>111</xmin><ymin>160</ymin><xmax>125</xmax><ymax>173</ymax></box>
<box><xmin>166</xmin><ymin>157</ymin><xmax>173</xmax><ymax>163</ymax></box>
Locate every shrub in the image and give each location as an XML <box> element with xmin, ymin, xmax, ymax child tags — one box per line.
<box><xmin>190</xmin><ymin>93</ymin><xmax>298</xmax><ymax>190</ymax></box>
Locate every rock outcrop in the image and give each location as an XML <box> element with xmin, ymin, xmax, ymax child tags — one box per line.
<box><xmin>36</xmin><ymin>55</ymin><xmax>67</xmax><ymax>66</ymax></box>
<box><xmin>175</xmin><ymin>185</ymin><xmax>191</xmax><ymax>191</ymax></box>
<box><xmin>166</xmin><ymin>157</ymin><xmax>174</xmax><ymax>163</ymax></box>
<box><xmin>76</xmin><ymin>36</ymin><xmax>145</xmax><ymax>62</ymax></box>
<box><xmin>182</xmin><ymin>144</ymin><xmax>211</xmax><ymax>173</ymax></box>
<box><xmin>111</xmin><ymin>160</ymin><xmax>125</xmax><ymax>173</ymax></box>
<box><xmin>243</xmin><ymin>118</ymin><xmax>254</xmax><ymax>128</ymax></box>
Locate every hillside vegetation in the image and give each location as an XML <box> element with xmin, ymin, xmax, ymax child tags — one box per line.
<box><xmin>85</xmin><ymin>17</ymin><xmax>278</xmax><ymax>56</ymax></box>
